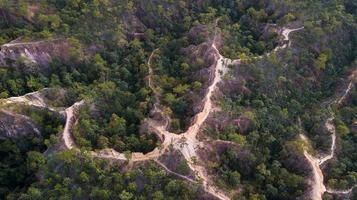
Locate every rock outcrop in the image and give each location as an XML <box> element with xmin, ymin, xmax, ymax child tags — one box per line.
<box><xmin>0</xmin><ymin>109</ymin><xmax>40</xmax><ymax>139</ymax></box>
<box><xmin>0</xmin><ymin>39</ymin><xmax>71</xmax><ymax>69</ymax></box>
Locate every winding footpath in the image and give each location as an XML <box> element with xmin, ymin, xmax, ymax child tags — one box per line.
<box><xmin>177</xmin><ymin>41</ymin><xmax>234</xmax><ymax>199</ymax></box>
<box><xmin>270</xmin><ymin>27</ymin><xmax>304</xmax><ymax>54</ymax></box>
<box><xmin>254</xmin><ymin>26</ymin><xmax>304</xmax><ymax>59</ymax></box>
<box><xmin>300</xmin><ymin>71</ymin><xmax>357</xmax><ymax>200</ymax></box>
<box><xmin>1</xmin><ymin>22</ymin><xmax>305</xmax><ymax>200</ymax></box>
<box><xmin>62</xmin><ymin>100</ymin><xmax>85</xmax><ymax>149</ymax></box>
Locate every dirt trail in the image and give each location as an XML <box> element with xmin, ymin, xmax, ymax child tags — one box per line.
<box><xmin>253</xmin><ymin>27</ymin><xmax>304</xmax><ymax>59</ymax></box>
<box><xmin>147</xmin><ymin>48</ymin><xmax>160</xmax><ymax>104</ymax></box>
<box><xmin>176</xmin><ymin>42</ymin><xmax>234</xmax><ymax>200</ymax></box>
<box><xmin>318</xmin><ymin>117</ymin><xmax>336</xmax><ymax>165</ymax></box>
<box><xmin>6</xmin><ymin>23</ymin><xmax>357</xmax><ymax>200</ymax></box>
<box><xmin>337</xmin><ymin>81</ymin><xmax>354</xmax><ymax>105</ymax></box>
<box><xmin>146</xmin><ymin>48</ymin><xmax>170</xmax><ymax>128</ymax></box>
<box><xmin>270</xmin><ymin>27</ymin><xmax>304</xmax><ymax>54</ymax></box>
<box><xmin>140</xmin><ymin>41</ymin><xmax>233</xmax><ymax>200</ymax></box>
<box><xmin>62</xmin><ymin>100</ymin><xmax>84</xmax><ymax>149</ymax></box>
<box><xmin>155</xmin><ymin>160</ymin><xmax>197</xmax><ymax>183</ymax></box>
<box><xmin>300</xmin><ymin>72</ymin><xmax>356</xmax><ymax>200</ymax></box>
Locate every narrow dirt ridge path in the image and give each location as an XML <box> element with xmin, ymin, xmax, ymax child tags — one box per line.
<box><xmin>62</xmin><ymin>100</ymin><xmax>85</xmax><ymax>149</ymax></box>
<box><xmin>146</xmin><ymin>48</ymin><xmax>171</xmax><ymax>131</ymax></box>
<box><xmin>147</xmin><ymin>48</ymin><xmax>160</xmax><ymax>106</ymax></box>
<box><xmin>270</xmin><ymin>27</ymin><xmax>304</xmax><ymax>54</ymax></box>
<box><xmin>300</xmin><ymin>71</ymin><xmax>357</xmax><ymax>200</ymax></box>
<box><xmin>253</xmin><ymin>26</ymin><xmax>304</xmax><ymax>59</ymax></box>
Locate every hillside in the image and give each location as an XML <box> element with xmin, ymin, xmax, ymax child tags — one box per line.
<box><xmin>0</xmin><ymin>0</ymin><xmax>357</xmax><ymax>200</ymax></box>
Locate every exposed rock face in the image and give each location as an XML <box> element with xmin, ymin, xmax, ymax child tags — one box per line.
<box><xmin>0</xmin><ymin>39</ymin><xmax>71</xmax><ymax>69</ymax></box>
<box><xmin>0</xmin><ymin>109</ymin><xmax>40</xmax><ymax>139</ymax></box>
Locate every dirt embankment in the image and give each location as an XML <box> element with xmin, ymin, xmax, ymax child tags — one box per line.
<box><xmin>158</xmin><ymin>149</ymin><xmax>196</xmax><ymax>179</ymax></box>
<box><xmin>0</xmin><ymin>88</ymin><xmax>68</xmax><ymax>139</ymax></box>
<box><xmin>0</xmin><ymin>109</ymin><xmax>40</xmax><ymax>139</ymax></box>
<box><xmin>0</xmin><ymin>88</ymin><xmax>68</xmax><ymax>111</ymax></box>
<box><xmin>0</xmin><ymin>39</ymin><xmax>71</xmax><ymax>69</ymax></box>
<box><xmin>182</xmin><ymin>40</ymin><xmax>219</xmax><ymax>115</ymax></box>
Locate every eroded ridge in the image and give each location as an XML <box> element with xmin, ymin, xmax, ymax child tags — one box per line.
<box><xmin>0</xmin><ymin>88</ymin><xmax>57</xmax><ymax>112</ymax></box>
<box><xmin>1</xmin><ymin>21</ymin><xmax>305</xmax><ymax>200</ymax></box>
<box><xmin>0</xmin><ymin>38</ymin><xmax>70</xmax><ymax>66</ymax></box>
<box><xmin>300</xmin><ymin>71</ymin><xmax>357</xmax><ymax>200</ymax></box>
<box><xmin>62</xmin><ymin>100</ymin><xmax>85</xmax><ymax>149</ymax></box>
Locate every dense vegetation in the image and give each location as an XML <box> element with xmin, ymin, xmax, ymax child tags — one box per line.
<box><xmin>7</xmin><ymin>150</ymin><xmax>201</xmax><ymax>200</ymax></box>
<box><xmin>0</xmin><ymin>0</ymin><xmax>159</xmax><ymax>152</ymax></box>
<box><xmin>0</xmin><ymin>107</ymin><xmax>62</xmax><ymax>199</ymax></box>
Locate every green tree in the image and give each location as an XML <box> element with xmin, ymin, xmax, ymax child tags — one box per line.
<box><xmin>119</xmin><ymin>190</ymin><xmax>133</xmax><ymax>200</ymax></box>
<box><xmin>108</xmin><ymin>114</ymin><xmax>126</xmax><ymax>135</ymax></box>
<box><xmin>26</xmin><ymin>151</ymin><xmax>45</xmax><ymax>172</ymax></box>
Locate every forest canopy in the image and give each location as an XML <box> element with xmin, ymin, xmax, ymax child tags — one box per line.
<box><xmin>0</xmin><ymin>0</ymin><xmax>356</xmax><ymax>200</ymax></box>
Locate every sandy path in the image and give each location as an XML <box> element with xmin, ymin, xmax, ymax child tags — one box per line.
<box><xmin>270</xmin><ymin>27</ymin><xmax>304</xmax><ymax>54</ymax></box>
<box><xmin>176</xmin><ymin>43</ymin><xmax>233</xmax><ymax>200</ymax></box>
<box><xmin>147</xmin><ymin>48</ymin><xmax>160</xmax><ymax>103</ymax></box>
<box><xmin>155</xmin><ymin>160</ymin><xmax>197</xmax><ymax>183</ymax></box>
<box><xmin>337</xmin><ymin>81</ymin><xmax>354</xmax><ymax>105</ymax></box>
<box><xmin>146</xmin><ymin>48</ymin><xmax>171</xmax><ymax>128</ymax></box>
<box><xmin>318</xmin><ymin>117</ymin><xmax>336</xmax><ymax>165</ymax></box>
<box><xmin>300</xmin><ymin>72</ymin><xmax>356</xmax><ymax>200</ymax></box>
<box><xmin>252</xmin><ymin>27</ymin><xmax>304</xmax><ymax>59</ymax></box>
<box><xmin>62</xmin><ymin>100</ymin><xmax>84</xmax><ymax>149</ymax></box>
